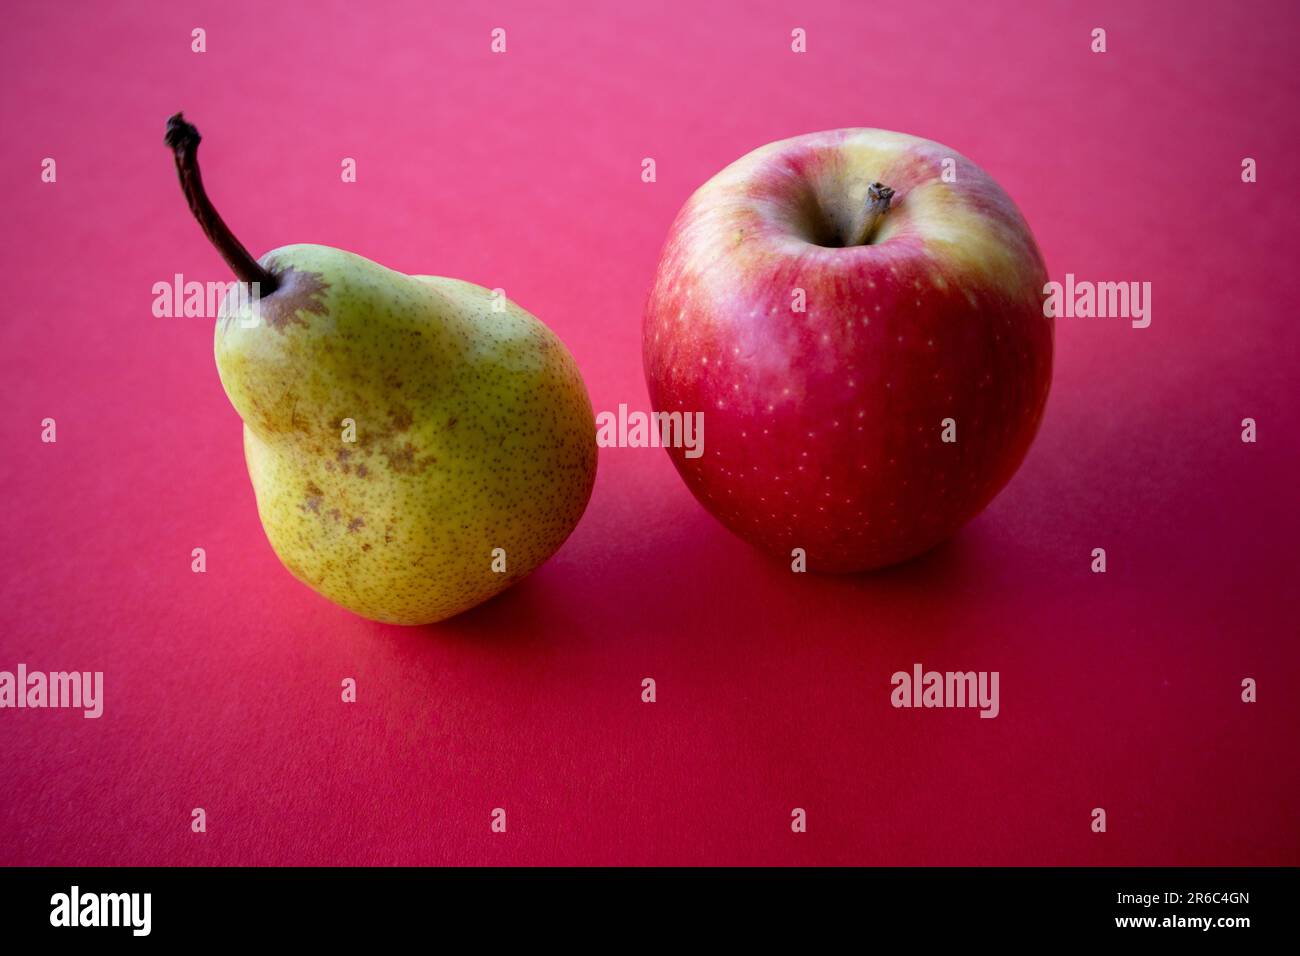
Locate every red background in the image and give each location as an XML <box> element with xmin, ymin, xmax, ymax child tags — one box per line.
<box><xmin>2</xmin><ymin>0</ymin><xmax>1297</xmax><ymax>866</ymax></box>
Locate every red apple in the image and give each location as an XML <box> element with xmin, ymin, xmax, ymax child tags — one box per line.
<box><xmin>642</xmin><ymin>129</ymin><xmax>1052</xmax><ymax>572</ymax></box>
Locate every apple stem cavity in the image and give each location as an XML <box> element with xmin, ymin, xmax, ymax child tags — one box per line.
<box><xmin>855</xmin><ymin>182</ymin><xmax>895</xmax><ymax>246</ymax></box>
<box><xmin>165</xmin><ymin>112</ymin><xmax>279</xmax><ymax>294</ymax></box>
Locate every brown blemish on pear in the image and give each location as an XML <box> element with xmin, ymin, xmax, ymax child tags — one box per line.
<box><xmin>251</xmin><ymin>261</ymin><xmax>330</xmax><ymax>332</ymax></box>
<box><xmin>390</xmin><ymin>406</ymin><xmax>414</xmax><ymax>432</ymax></box>
<box><xmin>218</xmin><ymin>262</ymin><xmax>331</xmax><ymax>333</ymax></box>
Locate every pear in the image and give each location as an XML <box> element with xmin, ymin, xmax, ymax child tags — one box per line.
<box><xmin>165</xmin><ymin>114</ymin><xmax>596</xmax><ymax>625</ymax></box>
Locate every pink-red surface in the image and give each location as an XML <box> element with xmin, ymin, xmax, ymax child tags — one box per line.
<box><xmin>1</xmin><ymin>0</ymin><xmax>1297</xmax><ymax>866</ymax></box>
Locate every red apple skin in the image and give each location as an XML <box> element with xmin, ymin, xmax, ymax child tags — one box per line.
<box><xmin>643</xmin><ymin>129</ymin><xmax>1052</xmax><ymax>572</ymax></box>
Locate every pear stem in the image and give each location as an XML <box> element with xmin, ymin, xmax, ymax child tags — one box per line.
<box><xmin>855</xmin><ymin>182</ymin><xmax>895</xmax><ymax>246</ymax></box>
<box><xmin>165</xmin><ymin>113</ymin><xmax>278</xmax><ymax>294</ymax></box>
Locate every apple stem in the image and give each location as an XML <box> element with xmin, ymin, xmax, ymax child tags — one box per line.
<box><xmin>855</xmin><ymin>182</ymin><xmax>895</xmax><ymax>246</ymax></box>
<box><xmin>164</xmin><ymin>113</ymin><xmax>279</xmax><ymax>294</ymax></box>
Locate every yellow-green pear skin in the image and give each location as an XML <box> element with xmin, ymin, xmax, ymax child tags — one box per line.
<box><xmin>215</xmin><ymin>243</ymin><xmax>597</xmax><ymax>625</ymax></box>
